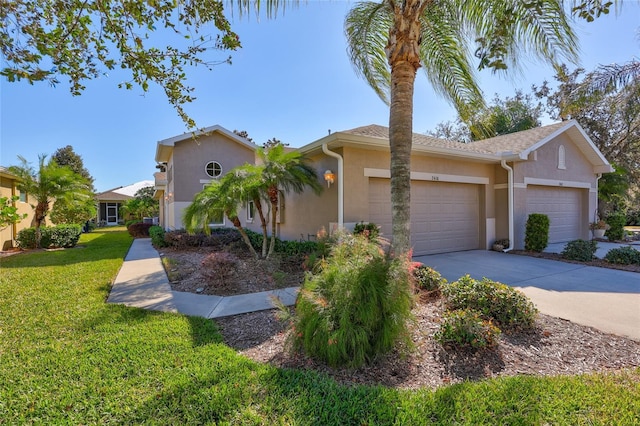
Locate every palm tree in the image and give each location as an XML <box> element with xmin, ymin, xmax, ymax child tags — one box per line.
<box><xmin>257</xmin><ymin>143</ymin><xmax>322</xmax><ymax>258</ymax></box>
<box><xmin>183</xmin><ymin>177</ymin><xmax>260</xmax><ymax>259</ymax></box>
<box><xmin>8</xmin><ymin>154</ymin><xmax>93</xmax><ymax>247</ymax></box>
<box><xmin>344</xmin><ymin>0</ymin><xmax>579</xmax><ymax>254</ymax></box>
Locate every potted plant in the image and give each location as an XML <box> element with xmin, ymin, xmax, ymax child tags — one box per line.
<box><xmin>590</xmin><ymin>220</ymin><xmax>608</xmax><ymax>239</ymax></box>
<box><xmin>492</xmin><ymin>238</ymin><xmax>510</xmax><ymax>251</ymax></box>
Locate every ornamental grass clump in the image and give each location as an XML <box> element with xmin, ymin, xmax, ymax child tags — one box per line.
<box><xmin>290</xmin><ymin>233</ymin><xmax>414</xmax><ymax>368</ymax></box>
<box><xmin>442</xmin><ymin>275</ymin><xmax>537</xmax><ymax>331</ymax></box>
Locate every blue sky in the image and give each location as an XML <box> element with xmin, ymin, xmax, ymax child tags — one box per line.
<box><xmin>1</xmin><ymin>1</ymin><xmax>638</xmax><ymax>193</ymax></box>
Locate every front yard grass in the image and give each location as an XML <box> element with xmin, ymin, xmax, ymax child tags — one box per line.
<box><xmin>1</xmin><ymin>229</ymin><xmax>639</xmax><ymax>424</ymax></box>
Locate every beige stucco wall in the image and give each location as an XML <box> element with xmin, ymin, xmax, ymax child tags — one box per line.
<box><xmin>0</xmin><ymin>176</ymin><xmax>37</xmax><ymax>250</ymax></box>
<box><xmin>162</xmin><ymin>133</ymin><xmax>255</xmax><ymax>230</ymax></box>
<box><xmin>171</xmin><ymin>133</ymin><xmax>255</xmax><ymax>203</ymax></box>
<box><xmin>510</xmin><ymin>134</ymin><xmax>599</xmax><ymax>249</ymax></box>
<box><xmin>277</xmin><ymin>145</ymin><xmax>499</xmax><ymax>246</ymax></box>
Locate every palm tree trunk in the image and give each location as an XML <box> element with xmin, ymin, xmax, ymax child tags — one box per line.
<box><xmin>253</xmin><ymin>197</ymin><xmax>269</xmax><ymax>258</ymax></box>
<box><xmin>387</xmin><ymin>6</ymin><xmax>422</xmax><ymax>256</ymax></box>
<box><xmin>267</xmin><ymin>186</ymin><xmax>279</xmax><ymax>258</ymax></box>
<box><xmin>230</xmin><ymin>216</ymin><xmax>259</xmax><ymax>259</ymax></box>
<box><xmin>34</xmin><ymin>200</ymin><xmax>48</xmax><ymax>248</ymax></box>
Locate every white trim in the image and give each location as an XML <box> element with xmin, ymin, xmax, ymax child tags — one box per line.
<box><xmin>364</xmin><ymin>168</ymin><xmax>489</xmax><ymax>185</ymax></box>
<box><xmin>200</xmin><ymin>179</ymin><xmax>213</xmax><ymax>185</ymax></box>
<box><xmin>494</xmin><ymin>183</ymin><xmax>526</xmax><ymax>190</ymax></box>
<box><xmin>524</xmin><ymin>177</ymin><xmax>592</xmax><ymax>189</ymax></box>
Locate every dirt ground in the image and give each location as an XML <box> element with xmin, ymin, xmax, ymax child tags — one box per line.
<box><xmin>158</xmin><ymin>243</ymin><xmax>640</xmax><ymax>390</ymax></box>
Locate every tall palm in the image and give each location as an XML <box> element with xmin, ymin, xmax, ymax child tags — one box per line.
<box><xmin>258</xmin><ymin>143</ymin><xmax>322</xmax><ymax>258</ymax></box>
<box><xmin>183</xmin><ymin>177</ymin><xmax>260</xmax><ymax>259</ymax></box>
<box><xmin>345</xmin><ymin>0</ymin><xmax>579</xmax><ymax>254</ymax></box>
<box><xmin>231</xmin><ymin>164</ymin><xmax>271</xmax><ymax>258</ymax></box>
<box><xmin>8</xmin><ymin>154</ymin><xmax>92</xmax><ymax>246</ymax></box>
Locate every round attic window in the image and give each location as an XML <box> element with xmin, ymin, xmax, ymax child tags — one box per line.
<box><xmin>205</xmin><ymin>161</ymin><xmax>222</xmax><ymax>178</ymax></box>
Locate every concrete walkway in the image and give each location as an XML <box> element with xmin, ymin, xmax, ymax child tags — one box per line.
<box><xmin>107</xmin><ymin>238</ymin><xmax>298</xmax><ymax>318</ymax></box>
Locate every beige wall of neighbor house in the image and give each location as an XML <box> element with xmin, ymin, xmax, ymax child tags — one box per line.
<box><xmin>0</xmin><ymin>169</ymin><xmax>36</xmax><ymax>250</ymax></box>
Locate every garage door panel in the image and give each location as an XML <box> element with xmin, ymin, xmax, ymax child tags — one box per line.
<box><xmin>369</xmin><ymin>179</ymin><xmax>480</xmax><ymax>255</ymax></box>
<box><xmin>527</xmin><ymin>186</ymin><xmax>583</xmax><ymax>243</ymax></box>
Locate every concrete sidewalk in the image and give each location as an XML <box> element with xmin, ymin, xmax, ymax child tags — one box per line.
<box><xmin>107</xmin><ymin>238</ymin><xmax>298</xmax><ymax>318</ymax></box>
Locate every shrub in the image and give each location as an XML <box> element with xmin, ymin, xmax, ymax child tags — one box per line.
<box><xmin>434</xmin><ymin>309</ymin><xmax>501</xmax><ymax>350</ymax></box>
<box><xmin>291</xmin><ymin>233</ymin><xmax>414</xmax><ymax>368</ymax></box>
<box><xmin>16</xmin><ymin>227</ymin><xmax>38</xmax><ymax>249</ymax></box>
<box><xmin>413</xmin><ymin>265</ymin><xmax>446</xmax><ymax>294</ymax></box>
<box><xmin>525</xmin><ymin>213</ymin><xmax>550</xmax><ymax>252</ymax></box>
<box><xmin>125</xmin><ymin>219</ymin><xmax>142</xmax><ymax>228</ymax></box>
<box><xmin>201</xmin><ymin>252</ymin><xmax>240</xmax><ymax>287</ymax></box>
<box><xmin>605</xmin><ymin>213</ymin><xmax>626</xmax><ymax>242</ymax></box>
<box><xmin>127</xmin><ymin>222</ymin><xmax>153</xmax><ymax>238</ymax></box>
<box><xmin>561</xmin><ymin>239</ymin><xmax>597</xmax><ymax>262</ymax></box>
<box><xmin>604</xmin><ymin>246</ymin><xmax>640</xmax><ymax>265</ymax></box>
<box><xmin>16</xmin><ymin>225</ymin><xmax>81</xmax><ymax>249</ymax></box>
<box><xmin>353</xmin><ymin>221</ymin><xmax>380</xmax><ymax>240</ymax></box>
<box><xmin>164</xmin><ymin>228</ymin><xmax>241</xmax><ymax>249</ymax></box>
<box><xmin>442</xmin><ymin>275</ymin><xmax>537</xmax><ymax>331</ymax></box>
<box><xmin>48</xmin><ymin>224</ymin><xmax>82</xmax><ymax>248</ymax></box>
<box><xmin>149</xmin><ymin>226</ymin><xmax>167</xmax><ymax>248</ymax></box>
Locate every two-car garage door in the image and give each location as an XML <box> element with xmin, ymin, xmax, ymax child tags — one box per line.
<box><xmin>369</xmin><ymin>178</ymin><xmax>480</xmax><ymax>255</ymax></box>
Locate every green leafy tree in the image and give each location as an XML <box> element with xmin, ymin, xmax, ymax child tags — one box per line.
<box><xmin>428</xmin><ymin>91</ymin><xmax>543</xmax><ymax>142</ymax></box>
<box><xmin>1</xmin><ymin>0</ymin><xmax>241</xmax><ymax>126</ymax></box>
<box><xmin>121</xmin><ymin>186</ymin><xmax>159</xmax><ymax>220</ymax></box>
<box><xmin>51</xmin><ymin>145</ymin><xmax>95</xmax><ymax>191</ymax></box>
<box><xmin>258</xmin><ymin>142</ymin><xmax>322</xmax><ymax>258</ymax></box>
<box><xmin>534</xmin><ymin>64</ymin><xmax>640</xmax><ymax>217</ymax></box>
<box><xmin>8</xmin><ymin>154</ymin><xmax>93</xmax><ymax>246</ymax></box>
<box><xmin>0</xmin><ymin>196</ymin><xmax>27</xmax><ymax>230</ymax></box>
<box><xmin>344</xmin><ymin>0</ymin><xmax>579</xmax><ymax>254</ymax></box>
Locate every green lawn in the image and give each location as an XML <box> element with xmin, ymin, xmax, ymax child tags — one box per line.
<box><xmin>1</xmin><ymin>229</ymin><xmax>638</xmax><ymax>425</ymax></box>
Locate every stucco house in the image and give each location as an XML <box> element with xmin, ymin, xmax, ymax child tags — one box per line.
<box><xmin>154</xmin><ymin>120</ymin><xmax>612</xmax><ymax>254</ymax></box>
<box><xmin>153</xmin><ymin>126</ymin><xmax>257</xmax><ymax>230</ymax></box>
<box><xmin>0</xmin><ymin>166</ymin><xmax>39</xmax><ymax>250</ymax></box>
<box><xmin>95</xmin><ymin>180</ymin><xmax>155</xmax><ymax>226</ymax></box>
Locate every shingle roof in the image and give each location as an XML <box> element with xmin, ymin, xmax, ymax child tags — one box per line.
<box><xmin>341</xmin><ymin>121</ymin><xmax>570</xmax><ymax>157</ymax></box>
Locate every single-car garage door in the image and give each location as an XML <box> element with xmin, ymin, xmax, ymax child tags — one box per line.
<box><xmin>369</xmin><ymin>178</ymin><xmax>480</xmax><ymax>255</ymax></box>
<box><xmin>527</xmin><ymin>186</ymin><xmax>584</xmax><ymax>243</ymax></box>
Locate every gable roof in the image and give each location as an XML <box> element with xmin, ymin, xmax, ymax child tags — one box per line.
<box><xmin>96</xmin><ymin>180</ymin><xmax>155</xmax><ymax>201</ymax></box>
<box><xmin>301</xmin><ymin>120</ymin><xmax>612</xmax><ymax>172</ymax></box>
<box><xmin>155</xmin><ymin>125</ymin><xmax>257</xmax><ymax>163</ymax></box>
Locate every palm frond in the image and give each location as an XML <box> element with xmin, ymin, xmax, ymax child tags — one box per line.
<box><xmin>581</xmin><ymin>60</ymin><xmax>640</xmax><ymax>94</ymax></box>
<box><xmin>345</xmin><ymin>1</ymin><xmax>393</xmax><ymax>104</ymax></box>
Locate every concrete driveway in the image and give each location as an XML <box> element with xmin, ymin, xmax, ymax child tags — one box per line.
<box><xmin>413</xmin><ymin>250</ymin><xmax>640</xmax><ymax>341</ymax></box>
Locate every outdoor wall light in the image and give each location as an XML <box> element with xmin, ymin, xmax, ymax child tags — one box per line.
<box><xmin>324</xmin><ymin>170</ymin><xmax>335</xmax><ymax>187</ymax></box>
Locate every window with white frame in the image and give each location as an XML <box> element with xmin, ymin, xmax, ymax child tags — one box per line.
<box><xmin>18</xmin><ymin>190</ymin><xmax>26</xmax><ymax>202</ymax></box>
<box><xmin>246</xmin><ymin>200</ymin><xmax>255</xmax><ymax>222</ymax></box>
<box><xmin>558</xmin><ymin>145</ymin><xmax>566</xmax><ymax>169</ymax></box>
<box><xmin>205</xmin><ymin>161</ymin><xmax>222</xmax><ymax>178</ymax></box>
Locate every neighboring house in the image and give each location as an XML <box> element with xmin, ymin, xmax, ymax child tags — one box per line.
<box><xmin>154</xmin><ymin>120</ymin><xmax>612</xmax><ymax>254</ymax></box>
<box><xmin>95</xmin><ymin>180</ymin><xmax>154</xmax><ymax>226</ymax></box>
<box><xmin>153</xmin><ymin>126</ymin><xmax>257</xmax><ymax>230</ymax></box>
<box><xmin>0</xmin><ymin>166</ymin><xmax>37</xmax><ymax>250</ymax></box>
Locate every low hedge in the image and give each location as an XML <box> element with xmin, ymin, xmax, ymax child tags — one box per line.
<box><xmin>604</xmin><ymin>246</ymin><xmax>640</xmax><ymax>265</ymax></box>
<box><xmin>562</xmin><ymin>239</ymin><xmax>597</xmax><ymax>262</ymax></box>
<box><xmin>16</xmin><ymin>224</ymin><xmax>82</xmax><ymax>249</ymax></box>
<box><xmin>127</xmin><ymin>222</ymin><xmax>153</xmax><ymax>238</ymax></box>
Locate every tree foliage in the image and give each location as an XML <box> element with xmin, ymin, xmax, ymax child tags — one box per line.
<box><xmin>121</xmin><ymin>186</ymin><xmax>159</xmax><ymax>220</ymax></box>
<box><xmin>534</xmin><ymin>64</ymin><xmax>640</xmax><ymax>216</ymax></box>
<box><xmin>8</xmin><ymin>154</ymin><xmax>93</xmax><ymax>246</ymax></box>
<box><xmin>1</xmin><ymin>0</ymin><xmax>242</xmax><ymax>126</ymax></box>
<box><xmin>428</xmin><ymin>91</ymin><xmax>543</xmax><ymax>142</ymax></box>
<box><xmin>0</xmin><ymin>196</ymin><xmax>27</xmax><ymax>230</ymax></box>
<box><xmin>51</xmin><ymin>145</ymin><xmax>95</xmax><ymax>190</ymax></box>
